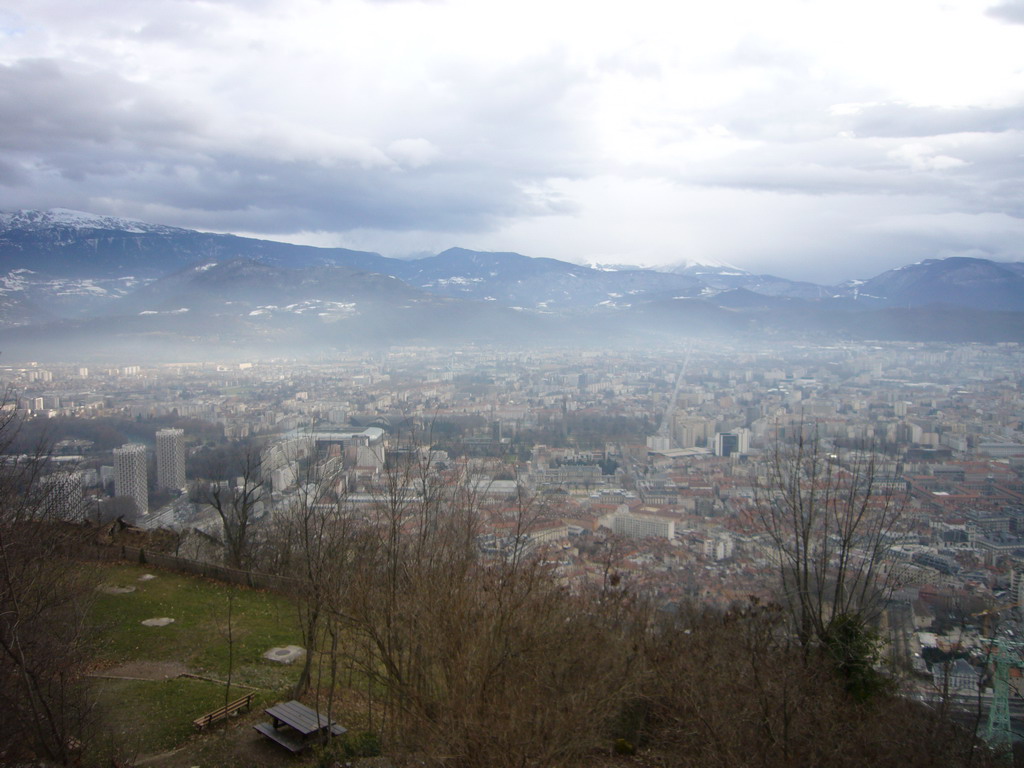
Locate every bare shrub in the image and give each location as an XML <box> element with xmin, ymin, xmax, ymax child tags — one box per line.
<box><xmin>0</xmin><ymin>396</ymin><xmax>98</xmax><ymax>764</ymax></box>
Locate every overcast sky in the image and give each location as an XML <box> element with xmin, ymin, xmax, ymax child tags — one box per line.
<box><xmin>1</xmin><ymin>0</ymin><xmax>1022</xmax><ymax>282</ymax></box>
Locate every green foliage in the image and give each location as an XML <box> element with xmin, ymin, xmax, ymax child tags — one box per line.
<box><xmin>820</xmin><ymin>613</ymin><xmax>894</xmax><ymax>702</ymax></box>
<box><xmin>343</xmin><ymin>730</ymin><xmax>382</xmax><ymax>758</ymax></box>
<box><xmin>313</xmin><ymin>741</ymin><xmax>343</xmax><ymax>768</ymax></box>
<box><xmin>613</xmin><ymin>737</ymin><xmax>637</xmax><ymax>755</ymax></box>
<box><xmin>612</xmin><ymin>699</ymin><xmax>649</xmax><ymax>749</ymax></box>
<box><xmin>314</xmin><ymin>731</ymin><xmax>381</xmax><ymax>767</ymax></box>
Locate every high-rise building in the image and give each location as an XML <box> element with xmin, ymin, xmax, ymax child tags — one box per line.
<box><xmin>41</xmin><ymin>470</ymin><xmax>85</xmax><ymax>521</ymax></box>
<box><xmin>646</xmin><ymin>434</ymin><xmax>671</xmax><ymax>452</ymax></box>
<box><xmin>612</xmin><ymin>510</ymin><xmax>676</xmax><ymax>541</ymax></box>
<box><xmin>714</xmin><ymin>429</ymin><xmax>750</xmax><ymax>457</ymax></box>
<box><xmin>672</xmin><ymin>415</ymin><xmax>712</xmax><ymax>448</ymax></box>
<box><xmin>155</xmin><ymin>428</ymin><xmax>186</xmax><ymax>490</ymax></box>
<box><xmin>114</xmin><ymin>443</ymin><xmax>148</xmax><ymax>515</ymax></box>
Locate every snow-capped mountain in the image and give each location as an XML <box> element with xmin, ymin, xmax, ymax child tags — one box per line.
<box><xmin>662</xmin><ymin>257</ymin><xmax>748</xmax><ymax>276</ymax></box>
<box><xmin>842</xmin><ymin>257</ymin><xmax>1024</xmax><ymax>311</ymax></box>
<box><xmin>659</xmin><ymin>260</ymin><xmax>833</xmax><ymax>300</ymax></box>
<box><xmin>0</xmin><ymin>208</ymin><xmax>189</xmax><ymax>235</ymax></box>
<box><xmin>0</xmin><ymin>208</ymin><xmax>388</xmax><ymax>280</ymax></box>
<box><xmin>1</xmin><ymin>209</ymin><xmax>1022</xmax><ymax>359</ymax></box>
<box><xmin>388</xmin><ymin>248</ymin><xmax>705</xmax><ymax>310</ymax></box>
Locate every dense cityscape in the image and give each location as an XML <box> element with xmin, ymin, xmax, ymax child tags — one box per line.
<box><xmin>6</xmin><ymin>340</ymin><xmax>1024</xmax><ymax>713</ymax></box>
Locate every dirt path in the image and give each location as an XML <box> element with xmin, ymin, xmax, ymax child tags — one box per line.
<box><xmin>92</xmin><ymin>660</ymin><xmax>190</xmax><ymax>681</ymax></box>
<box><xmin>132</xmin><ymin>712</ymin><xmax>312</xmax><ymax>768</ymax></box>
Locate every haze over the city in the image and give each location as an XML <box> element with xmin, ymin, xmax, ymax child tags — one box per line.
<box><xmin>6</xmin><ymin>4</ymin><xmax>1024</xmax><ymax>765</ymax></box>
<box><xmin>2</xmin><ymin>0</ymin><xmax>1023</xmax><ymax>283</ymax></box>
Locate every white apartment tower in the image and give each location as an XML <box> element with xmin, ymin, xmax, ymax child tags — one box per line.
<box><xmin>156</xmin><ymin>428</ymin><xmax>186</xmax><ymax>490</ymax></box>
<box><xmin>612</xmin><ymin>510</ymin><xmax>676</xmax><ymax>541</ymax></box>
<box><xmin>42</xmin><ymin>470</ymin><xmax>85</xmax><ymax>521</ymax></box>
<box><xmin>114</xmin><ymin>443</ymin><xmax>148</xmax><ymax>516</ymax></box>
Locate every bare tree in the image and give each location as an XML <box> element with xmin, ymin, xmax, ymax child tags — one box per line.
<box><xmin>0</xmin><ymin>392</ymin><xmax>97</xmax><ymax>764</ymax></box>
<box><xmin>193</xmin><ymin>448</ymin><xmax>265</xmax><ymax>570</ymax></box>
<box><xmin>757</xmin><ymin>423</ymin><xmax>904</xmax><ymax>687</ymax></box>
<box><xmin>221</xmin><ymin>593</ymin><xmax>235</xmax><ymax>713</ymax></box>
<box><xmin>279</xmin><ymin>453</ymin><xmax>355</xmax><ymax>697</ymax></box>
<box><xmin>331</xmin><ymin>442</ymin><xmax>647</xmax><ymax>766</ymax></box>
<box><xmin>643</xmin><ymin>599</ymin><xmax>995</xmax><ymax>768</ymax></box>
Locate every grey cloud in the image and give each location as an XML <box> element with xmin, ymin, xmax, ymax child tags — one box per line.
<box><xmin>138</xmin><ymin>153</ymin><xmax>545</xmax><ymax>233</ymax></box>
<box><xmin>710</xmin><ymin>75</ymin><xmax>1024</xmax><ymax>145</ymax></box>
<box><xmin>0</xmin><ymin>60</ymin><xmax>200</xmax><ymax>152</ymax></box>
<box><xmin>132</xmin><ymin>19</ymin><xmax>216</xmax><ymax>43</ymax></box>
<box><xmin>683</xmin><ymin>130</ymin><xmax>1024</xmax><ymax>217</ymax></box>
<box><xmin>10</xmin><ymin>1</ymin><xmax>211</xmax><ymax>35</ymax></box>
<box><xmin>681</xmin><ymin>155</ymin><xmax>955</xmax><ymax>201</ymax></box>
<box><xmin>0</xmin><ymin>51</ymin><xmax>589</xmax><ymax>236</ymax></box>
<box><xmin>987</xmin><ymin>1</ymin><xmax>1024</xmax><ymax>23</ymax></box>
<box><xmin>714</xmin><ymin>76</ymin><xmax>873</xmax><ymax>144</ymax></box>
<box><xmin>0</xmin><ymin>148</ymin><xmax>544</xmax><ymax>235</ymax></box>
<box><xmin>429</xmin><ymin>49</ymin><xmax>594</xmax><ymax>177</ymax></box>
<box><xmin>8</xmin><ymin>0</ymin><xmax>274</xmax><ymax>56</ymax></box>
<box><xmin>0</xmin><ymin>158</ymin><xmax>29</xmax><ymax>186</ymax></box>
<box><xmin>0</xmin><ymin>141</ymin><xmax>552</xmax><ymax>234</ymax></box>
<box><xmin>846</xmin><ymin>103</ymin><xmax>1024</xmax><ymax>138</ymax></box>
<box><xmin>670</xmin><ymin>72</ymin><xmax>1024</xmax><ymax>221</ymax></box>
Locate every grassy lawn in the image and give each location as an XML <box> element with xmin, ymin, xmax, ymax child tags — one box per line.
<box><xmin>86</xmin><ymin>562</ymin><xmax>307</xmax><ymax>760</ymax></box>
<box><xmin>91</xmin><ymin>677</ymin><xmax>228</xmax><ymax>755</ymax></box>
<box><xmin>90</xmin><ymin>562</ymin><xmax>300</xmax><ymax>687</ymax></box>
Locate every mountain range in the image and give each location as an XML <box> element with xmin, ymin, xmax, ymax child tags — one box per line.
<box><xmin>2</xmin><ymin>209</ymin><xmax>1022</xmax><ymax>360</ymax></box>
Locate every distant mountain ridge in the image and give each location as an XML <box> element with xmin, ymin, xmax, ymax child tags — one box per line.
<box><xmin>849</xmin><ymin>257</ymin><xmax>1024</xmax><ymax>311</ymax></box>
<box><xmin>0</xmin><ymin>208</ymin><xmax>188</xmax><ymax>235</ymax></box>
<box><xmin>2</xmin><ymin>208</ymin><xmax>1022</xmax><ymax>359</ymax></box>
<box><xmin>0</xmin><ymin>207</ymin><xmax>389</xmax><ymax>279</ymax></box>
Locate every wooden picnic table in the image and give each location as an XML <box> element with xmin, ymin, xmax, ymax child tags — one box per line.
<box><xmin>253</xmin><ymin>700</ymin><xmax>346</xmax><ymax>753</ymax></box>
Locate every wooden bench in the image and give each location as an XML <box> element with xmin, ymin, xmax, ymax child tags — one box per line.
<box><xmin>193</xmin><ymin>692</ymin><xmax>257</xmax><ymax>730</ymax></box>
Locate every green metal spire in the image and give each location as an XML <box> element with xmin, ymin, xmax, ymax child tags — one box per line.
<box><xmin>986</xmin><ymin>640</ymin><xmax>1016</xmax><ymax>756</ymax></box>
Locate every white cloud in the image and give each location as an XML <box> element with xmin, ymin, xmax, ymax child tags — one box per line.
<box><xmin>888</xmin><ymin>143</ymin><xmax>969</xmax><ymax>172</ymax></box>
<box><xmin>387</xmin><ymin>138</ymin><xmax>440</xmax><ymax>169</ymax></box>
